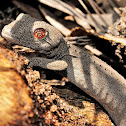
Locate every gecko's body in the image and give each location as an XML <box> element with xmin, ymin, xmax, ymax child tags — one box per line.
<box><xmin>2</xmin><ymin>14</ymin><xmax>126</xmax><ymax>126</ymax></box>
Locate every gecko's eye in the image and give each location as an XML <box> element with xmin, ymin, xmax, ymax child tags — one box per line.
<box><xmin>34</xmin><ymin>28</ymin><xmax>47</xmax><ymax>39</ymax></box>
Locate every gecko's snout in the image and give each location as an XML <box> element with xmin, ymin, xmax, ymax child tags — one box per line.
<box><xmin>2</xmin><ymin>25</ymin><xmax>12</xmax><ymax>41</ymax></box>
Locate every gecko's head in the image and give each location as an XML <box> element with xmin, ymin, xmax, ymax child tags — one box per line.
<box><xmin>2</xmin><ymin>13</ymin><xmax>63</xmax><ymax>51</ymax></box>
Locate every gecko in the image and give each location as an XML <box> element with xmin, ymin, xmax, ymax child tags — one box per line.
<box><xmin>2</xmin><ymin>13</ymin><xmax>126</xmax><ymax>126</ymax></box>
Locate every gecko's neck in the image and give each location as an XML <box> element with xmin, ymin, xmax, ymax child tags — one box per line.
<box><xmin>38</xmin><ymin>39</ymin><xmax>69</xmax><ymax>59</ymax></box>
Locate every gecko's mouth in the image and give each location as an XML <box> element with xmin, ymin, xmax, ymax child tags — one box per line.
<box><xmin>2</xmin><ymin>26</ymin><xmax>18</xmax><ymax>44</ymax></box>
<box><xmin>2</xmin><ymin>31</ymin><xmax>15</xmax><ymax>43</ymax></box>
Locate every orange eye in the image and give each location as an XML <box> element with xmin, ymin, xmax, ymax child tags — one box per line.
<box><xmin>34</xmin><ymin>28</ymin><xmax>46</xmax><ymax>39</ymax></box>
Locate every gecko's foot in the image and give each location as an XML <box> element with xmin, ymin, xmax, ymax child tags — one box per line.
<box><xmin>47</xmin><ymin>60</ymin><xmax>68</xmax><ymax>71</ymax></box>
<box><xmin>28</xmin><ymin>56</ymin><xmax>68</xmax><ymax>71</ymax></box>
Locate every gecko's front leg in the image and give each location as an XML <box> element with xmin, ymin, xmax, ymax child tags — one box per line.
<box><xmin>28</xmin><ymin>57</ymin><xmax>68</xmax><ymax>71</ymax></box>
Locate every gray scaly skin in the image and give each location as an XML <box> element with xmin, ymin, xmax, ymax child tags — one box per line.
<box><xmin>2</xmin><ymin>13</ymin><xmax>126</xmax><ymax>126</ymax></box>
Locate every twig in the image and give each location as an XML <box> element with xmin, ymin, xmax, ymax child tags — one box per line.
<box><xmin>87</xmin><ymin>0</ymin><xmax>109</xmax><ymax>27</ymax></box>
<box><xmin>78</xmin><ymin>0</ymin><xmax>105</xmax><ymax>32</ymax></box>
<box><xmin>86</xmin><ymin>14</ymin><xmax>113</xmax><ymax>30</ymax></box>
<box><xmin>38</xmin><ymin>0</ymin><xmax>91</xmax><ymax>29</ymax></box>
<box><xmin>65</xmin><ymin>1</ymin><xmax>85</xmax><ymax>17</ymax></box>
<box><xmin>65</xmin><ymin>36</ymin><xmax>90</xmax><ymax>41</ymax></box>
<box><xmin>41</xmin><ymin>79</ymin><xmax>66</xmax><ymax>86</ymax></box>
<box><xmin>86</xmin><ymin>29</ymin><xmax>126</xmax><ymax>46</ymax></box>
<box><xmin>93</xmin><ymin>0</ymin><xmax>105</xmax><ymax>14</ymax></box>
<box><xmin>66</xmin><ymin>36</ymin><xmax>92</xmax><ymax>46</ymax></box>
<box><xmin>107</xmin><ymin>0</ymin><xmax>121</xmax><ymax>14</ymax></box>
<box><xmin>39</xmin><ymin>5</ymin><xmax>71</xmax><ymax>36</ymax></box>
